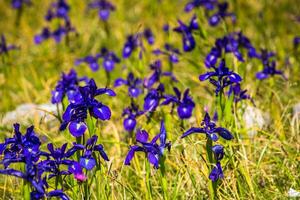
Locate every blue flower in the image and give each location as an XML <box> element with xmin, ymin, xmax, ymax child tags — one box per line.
<box><xmin>60</xmin><ymin>79</ymin><xmax>116</xmax><ymax>137</ymax></box>
<box><xmin>144</xmin><ymin>60</ymin><xmax>177</xmax><ymax>89</ymax></box>
<box><xmin>143</xmin><ymin>28</ymin><xmax>155</xmax><ymax>45</ymax></box>
<box><xmin>34</xmin><ymin>22</ymin><xmax>76</xmax><ymax>44</ymax></box>
<box><xmin>184</xmin><ymin>0</ymin><xmax>216</xmax><ymax>12</ymax></box>
<box><xmin>88</xmin><ymin>0</ymin><xmax>116</xmax><ymax>21</ymax></box>
<box><xmin>153</xmin><ymin>43</ymin><xmax>181</xmax><ymax>63</ymax></box>
<box><xmin>51</xmin><ymin>69</ymin><xmax>88</xmax><ymax>104</ymax></box>
<box><xmin>144</xmin><ymin>84</ymin><xmax>165</xmax><ymax>112</ymax></box>
<box><xmin>11</xmin><ymin>0</ymin><xmax>31</xmax><ymax>9</ymax></box>
<box><xmin>209</xmin><ymin>145</ymin><xmax>225</xmax><ymax>182</ymax></box>
<box><xmin>228</xmin><ymin>83</ymin><xmax>252</xmax><ymax>103</ymax></box>
<box><xmin>255</xmin><ymin>49</ymin><xmax>285</xmax><ymax>80</ymax></box>
<box><xmin>114</xmin><ymin>72</ymin><xmax>143</xmax><ymax>98</ymax></box>
<box><xmin>45</xmin><ymin>0</ymin><xmax>70</xmax><ymax>21</ymax></box>
<box><xmin>161</xmin><ymin>87</ymin><xmax>195</xmax><ymax>119</ymax></box>
<box><xmin>205</xmin><ymin>32</ymin><xmax>258</xmax><ymax>68</ymax></box>
<box><xmin>39</xmin><ymin>143</ymin><xmax>79</xmax><ymax>178</ymax></box>
<box><xmin>68</xmin><ymin>161</ymin><xmax>86</xmax><ymax>181</ymax></box>
<box><xmin>122</xmin><ymin>103</ymin><xmax>144</xmax><ymax>131</ymax></box>
<box><xmin>181</xmin><ymin>112</ymin><xmax>233</xmax><ymax>141</ymax></box>
<box><xmin>124</xmin><ymin>121</ymin><xmax>171</xmax><ymax>168</ymax></box>
<box><xmin>0</xmin><ymin>34</ymin><xmax>18</xmax><ymax>55</ymax></box>
<box><xmin>173</xmin><ymin>15</ymin><xmax>199</xmax><ymax>52</ymax></box>
<box><xmin>68</xmin><ymin>135</ymin><xmax>109</xmax><ymax>170</ymax></box>
<box><xmin>0</xmin><ymin>124</ymin><xmax>41</xmax><ymax>168</ymax></box>
<box><xmin>294</xmin><ymin>36</ymin><xmax>300</xmax><ymax>49</ymax></box>
<box><xmin>208</xmin><ymin>2</ymin><xmax>235</xmax><ymax>26</ymax></box>
<box><xmin>199</xmin><ymin>59</ymin><xmax>242</xmax><ymax>95</ymax></box>
<box><xmin>122</xmin><ymin>28</ymin><xmax>155</xmax><ymax>59</ymax></box>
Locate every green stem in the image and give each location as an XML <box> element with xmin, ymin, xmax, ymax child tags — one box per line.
<box><xmin>206</xmin><ymin>138</ymin><xmax>217</xmax><ymax>200</ymax></box>
<box><xmin>23</xmin><ymin>181</ymin><xmax>30</xmax><ymax>200</ymax></box>
<box><xmin>159</xmin><ymin>157</ymin><xmax>168</xmax><ymax>200</ymax></box>
<box><xmin>145</xmin><ymin>161</ymin><xmax>153</xmax><ymax>200</ymax></box>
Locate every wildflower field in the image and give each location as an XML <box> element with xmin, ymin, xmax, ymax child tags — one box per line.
<box><xmin>0</xmin><ymin>0</ymin><xmax>300</xmax><ymax>199</ymax></box>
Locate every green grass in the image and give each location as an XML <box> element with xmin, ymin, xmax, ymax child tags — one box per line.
<box><xmin>0</xmin><ymin>0</ymin><xmax>300</xmax><ymax>199</ymax></box>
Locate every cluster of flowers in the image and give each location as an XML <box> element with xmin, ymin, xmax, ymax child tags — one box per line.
<box><xmin>34</xmin><ymin>0</ymin><xmax>76</xmax><ymax>44</ymax></box>
<box><xmin>1</xmin><ymin>0</ymin><xmax>293</xmax><ymax>198</ymax></box>
<box><xmin>0</xmin><ymin>124</ymin><xmax>109</xmax><ymax>199</ymax></box>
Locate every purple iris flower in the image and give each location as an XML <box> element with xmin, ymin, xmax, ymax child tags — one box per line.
<box><xmin>255</xmin><ymin>49</ymin><xmax>285</xmax><ymax>80</ymax></box>
<box><xmin>208</xmin><ymin>2</ymin><xmax>235</xmax><ymax>26</ymax></box>
<box><xmin>60</xmin><ymin>79</ymin><xmax>116</xmax><ymax>137</ymax></box>
<box><xmin>0</xmin><ymin>124</ymin><xmax>70</xmax><ymax>200</ymax></box>
<box><xmin>209</xmin><ymin>145</ymin><xmax>224</xmax><ymax>181</ymax></box>
<box><xmin>0</xmin><ymin>35</ymin><xmax>18</xmax><ymax>55</ymax></box>
<box><xmin>51</xmin><ymin>69</ymin><xmax>88</xmax><ymax>104</ymax></box>
<box><xmin>199</xmin><ymin>59</ymin><xmax>242</xmax><ymax>95</ymax></box>
<box><xmin>88</xmin><ymin>0</ymin><xmax>116</xmax><ymax>21</ymax></box>
<box><xmin>184</xmin><ymin>0</ymin><xmax>217</xmax><ymax>12</ymax></box>
<box><xmin>68</xmin><ymin>135</ymin><xmax>109</xmax><ymax>170</ymax></box>
<box><xmin>122</xmin><ymin>28</ymin><xmax>155</xmax><ymax>59</ymax></box>
<box><xmin>122</xmin><ymin>103</ymin><xmax>144</xmax><ymax>131</ymax></box>
<box><xmin>153</xmin><ymin>43</ymin><xmax>181</xmax><ymax>63</ymax></box>
<box><xmin>38</xmin><ymin>143</ymin><xmax>79</xmax><ymax>180</ymax></box>
<box><xmin>205</xmin><ymin>32</ymin><xmax>258</xmax><ymax>68</ymax></box>
<box><xmin>124</xmin><ymin>121</ymin><xmax>171</xmax><ymax>168</ymax></box>
<box><xmin>114</xmin><ymin>72</ymin><xmax>143</xmax><ymax>98</ymax></box>
<box><xmin>45</xmin><ymin>0</ymin><xmax>70</xmax><ymax>21</ymax></box>
<box><xmin>0</xmin><ymin>158</ymin><xmax>70</xmax><ymax>200</ymax></box>
<box><xmin>68</xmin><ymin>161</ymin><xmax>86</xmax><ymax>182</ymax></box>
<box><xmin>122</xmin><ymin>34</ymin><xmax>140</xmax><ymax>58</ymax></box>
<box><xmin>144</xmin><ymin>84</ymin><xmax>165</xmax><ymax>112</ymax></box>
<box><xmin>143</xmin><ymin>28</ymin><xmax>155</xmax><ymax>45</ymax></box>
<box><xmin>144</xmin><ymin>60</ymin><xmax>177</xmax><ymax>89</ymax></box>
<box><xmin>11</xmin><ymin>0</ymin><xmax>31</xmax><ymax>9</ymax></box>
<box><xmin>173</xmin><ymin>15</ymin><xmax>199</xmax><ymax>52</ymax></box>
<box><xmin>76</xmin><ymin>48</ymin><xmax>120</xmax><ymax>72</ymax></box>
<box><xmin>161</xmin><ymin>87</ymin><xmax>195</xmax><ymax>119</ymax></box>
<box><xmin>0</xmin><ymin>123</ymin><xmax>41</xmax><ymax>168</ymax></box>
<box><xmin>228</xmin><ymin>83</ymin><xmax>252</xmax><ymax>103</ymax></box>
<box><xmin>294</xmin><ymin>37</ymin><xmax>300</xmax><ymax>49</ymax></box>
<box><xmin>181</xmin><ymin>112</ymin><xmax>233</xmax><ymax>141</ymax></box>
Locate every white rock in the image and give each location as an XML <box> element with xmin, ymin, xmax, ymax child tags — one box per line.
<box><xmin>293</xmin><ymin>102</ymin><xmax>300</xmax><ymax>116</ymax></box>
<box><xmin>1</xmin><ymin>103</ymin><xmax>60</xmax><ymax>126</ymax></box>
<box><xmin>288</xmin><ymin>188</ymin><xmax>300</xmax><ymax>197</ymax></box>
<box><xmin>243</xmin><ymin>105</ymin><xmax>270</xmax><ymax>137</ymax></box>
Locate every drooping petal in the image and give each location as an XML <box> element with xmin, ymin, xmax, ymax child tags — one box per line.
<box><xmin>80</xmin><ymin>157</ymin><xmax>96</xmax><ymax>170</ymax></box>
<box><xmin>114</xmin><ymin>78</ymin><xmax>127</xmax><ymax>87</ymax></box>
<box><xmin>47</xmin><ymin>190</ymin><xmax>70</xmax><ymax>200</ymax></box>
<box><xmin>159</xmin><ymin>121</ymin><xmax>166</xmax><ymax>146</ymax></box>
<box><xmin>128</xmin><ymin>87</ymin><xmax>141</xmax><ymax>98</ymax></box>
<box><xmin>214</xmin><ymin>127</ymin><xmax>234</xmax><ymax>140</ymax></box>
<box><xmin>123</xmin><ymin>117</ymin><xmax>136</xmax><ymax>131</ymax></box>
<box><xmin>92</xmin><ymin>104</ymin><xmax>111</xmax><ymax>120</ymax></box>
<box><xmin>94</xmin><ymin>144</ymin><xmax>109</xmax><ymax>161</ymax></box>
<box><xmin>95</xmin><ymin>88</ymin><xmax>116</xmax><ymax>96</ymax></box>
<box><xmin>124</xmin><ymin>146</ymin><xmax>143</xmax><ymax>165</ymax></box>
<box><xmin>147</xmin><ymin>153</ymin><xmax>159</xmax><ymax>168</ymax></box>
<box><xmin>181</xmin><ymin>127</ymin><xmax>206</xmax><ymax>138</ymax></box>
<box><xmin>256</xmin><ymin>72</ymin><xmax>268</xmax><ymax>80</ymax></box>
<box><xmin>199</xmin><ymin>72</ymin><xmax>216</xmax><ymax>81</ymax></box>
<box><xmin>177</xmin><ymin>104</ymin><xmax>193</xmax><ymax>119</ymax></box>
<box><xmin>69</xmin><ymin>121</ymin><xmax>87</xmax><ymax>137</ymax></box>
